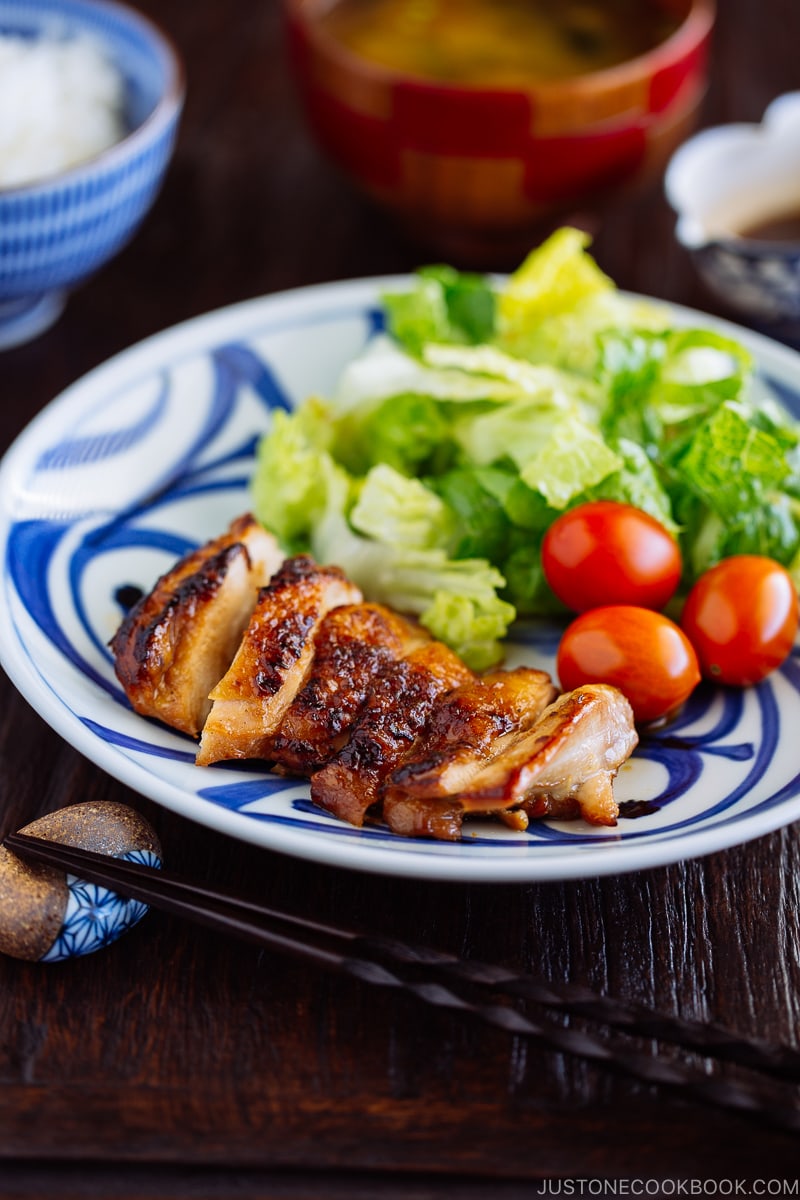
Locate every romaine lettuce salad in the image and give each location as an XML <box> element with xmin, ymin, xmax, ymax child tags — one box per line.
<box><xmin>252</xmin><ymin>229</ymin><xmax>800</xmax><ymax>669</ymax></box>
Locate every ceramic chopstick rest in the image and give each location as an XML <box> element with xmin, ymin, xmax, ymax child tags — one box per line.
<box><xmin>0</xmin><ymin>801</ymin><xmax>162</xmax><ymax>961</ymax></box>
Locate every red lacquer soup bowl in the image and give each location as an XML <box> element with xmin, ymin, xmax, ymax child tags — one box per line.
<box><xmin>284</xmin><ymin>0</ymin><xmax>715</xmax><ymax>265</ymax></box>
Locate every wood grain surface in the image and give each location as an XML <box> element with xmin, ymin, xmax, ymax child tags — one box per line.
<box><xmin>2</xmin><ymin>0</ymin><xmax>800</xmax><ymax>1192</ymax></box>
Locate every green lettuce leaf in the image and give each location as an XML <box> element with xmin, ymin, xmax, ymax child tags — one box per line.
<box><xmin>453</xmin><ymin>399</ymin><xmax>573</xmax><ymax>470</ymax></box>
<box><xmin>350</xmin><ymin>463</ymin><xmax>454</xmax><ymax>549</ymax></box>
<box><xmin>599</xmin><ymin>327</ymin><xmax>753</xmax><ymax>450</ymax></box>
<box><xmin>428</xmin><ymin>467</ymin><xmax>513</xmax><ymax>560</ymax></box>
<box><xmin>312</xmin><ymin>507</ymin><xmax>515</xmax><ymax>669</ymax></box>
<box><xmin>420</xmin><ymin>587</ymin><xmax>516</xmax><ymax>672</ymax></box>
<box><xmin>333</xmin><ymin>334</ymin><xmax>521</xmax><ymax>411</ymax></box>
<box><xmin>667</xmin><ymin>399</ymin><xmax>800</xmax><ymax>577</ymax></box>
<box><xmin>671</xmin><ymin>400</ymin><xmax>792</xmax><ymax>517</ymax></box>
<box><xmin>495</xmin><ymin>228</ymin><xmax>669</xmax><ymax>372</ymax></box>
<box><xmin>382</xmin><ymin>264</ymin><xmax>495</xmax><ymax>355</ymax></box>
<box><xmin>251</xmin><ymin>403</ymin><xmax>347</xmax><ymax>552</ymax></box>
<box><xmin>251</xmin><ymin>227</ymin><xmax>800</xmax><ymax>656</ymax></box>
<box><xmin>498</xmin><ymin>227</ymin><xmax>613</xmax><ymax>333</ymax></box>
<box><xmin>330</xmin><ymin>392</ymin><xmax>454</xmax><ymax>477</ymax></box>
<box><xmin>502</xmin><ymin>540</ymin><xmax>565</xmax><ymax>617</ymax></box>
<box><xmin>590</xmin><ymin>438</ymin><xmax>678</xmax><ymax>532</ymax></box>
<box><xmin>519</xmin><ymin>414</ymin><xmax>623</xmax><ymax>509</ymax></box>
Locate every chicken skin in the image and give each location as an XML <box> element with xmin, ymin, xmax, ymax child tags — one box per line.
<box><xmin>111</xmin><ymin>514</ymin><xmax>283</xmax><ymax>736</ymax></box>
<box><xmin>267</xmin><ymin>603</ymin><xmax>431</xmax><ymax>775</ymax></box>
<box><xmin>407</xmin><ymin>684</ymin><xmax>638</xmax><ymax>839</ymax></box>
<box><xmin>196</xmin><ymin>556</ymin><xmax>361</xmax><ymax>765</ymax></box>
<box><xmin>111</xmin><ymin>511</ymin><xmax>641</xmax><ymax>841</ymax></box>
<box><xmin>310</xmin><ymin>641</ymin><xmax>475</xmax><ymax>827</ymax></box>
<box><xmin>382</xmin><ymin>667</ymin><xmax>557</xmax><ymax>838</ymax></box>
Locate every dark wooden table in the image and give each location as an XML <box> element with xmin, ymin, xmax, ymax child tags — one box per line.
<box><xmin>2</xmin><ymin>1</ymin><xmax>800</xmax><ymax>1193</ymax></box>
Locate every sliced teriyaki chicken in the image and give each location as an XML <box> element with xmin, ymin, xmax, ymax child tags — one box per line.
<box><xmin>310</xmin><ymin>641</ymin><xmax>475</xmax><ymax>827</ymax></box>
<box><xmin>196</xmin><ymin>556</ymin><xmax>362</xmax><ymax>765</ymax></box>
<box><xmin>385</xmin><ymin>684</ymin><xmax>637</xmax><ymax>839</ymax></box>
<box><xmin>267</xmin><ymin>604</ymin><xmax>431</xmax><ymax>776</ymax></box>
<box><xmin>111</xmin><ymin>513</ymin><xmax>283</xmax><ymax>736</ymax></box>
<box><xmin>382</xmin><ymin>667</ymin><xmax>557</xmax><ymax>838</ymax></box>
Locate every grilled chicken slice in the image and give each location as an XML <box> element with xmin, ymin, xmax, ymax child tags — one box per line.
<box><xmin>382</xmin><ymin>667</ymin><xmax>557</xmax><ymax>837</ymax></box>
<box><xmin>310</xmin><ymin>641</ymin><xmax>475</xmax><ymax>827</ymax></box>
<box><xmin>267</xmin><ymin>604</ymin><xmax>431</xmax><ymax>775</ymax></box>
<box><xmin>384</xmin><ymin>684</ymin><xmax>637</xmax><ymax>840</ymax></box>
<box><xmin>196</xmin><ymin>556</ymin><xmax>362</xmax><ymax>765</ymax></box>
<box><xmin>111</xmin><ymin>513</ymin><xmax>283</xmax><ymax>736</ymax></box>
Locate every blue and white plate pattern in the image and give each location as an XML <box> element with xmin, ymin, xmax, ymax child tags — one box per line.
<box><xmin>0</xmin><ymin>278</ymin><xmax>799</xmax><ymax>882</ymax></box>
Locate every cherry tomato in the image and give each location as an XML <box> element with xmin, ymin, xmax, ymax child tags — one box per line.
<box><xmin>680</xmin><ymin>555</ymin><xmax>798</xmax><ymax>686</ymax></box>
<box><xmin>557</xmin><ymin>605</ymin><xmax>701</xmax><ymax>724</ymax></box>
<box><xmin>541</xmin><ymin>500</ymin><xmax>682</xmax><ymax>613</ymax></box>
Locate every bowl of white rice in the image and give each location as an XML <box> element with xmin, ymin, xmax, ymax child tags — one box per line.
<box><xmin>0</xmin><ymin>0</ymin><xmax>184</xmax><ymax>349</ymax></box>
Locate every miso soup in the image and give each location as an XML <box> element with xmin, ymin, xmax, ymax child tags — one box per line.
<box><xmin>316</xmin><ymin>0</ymin><xmax>683</xmax><ymax>87</ymax></box>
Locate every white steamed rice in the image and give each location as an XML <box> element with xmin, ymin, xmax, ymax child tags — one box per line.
<box><xmin>0</xmin><ymin>31</ymin><xmax>125</xmax><ymax>189</ymax></box>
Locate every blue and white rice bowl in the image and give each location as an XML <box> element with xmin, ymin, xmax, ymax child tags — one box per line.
<box><xmin>0</xmin><ymin>0</ymin><xmax>184</xmax><ymax>349</ymax></box>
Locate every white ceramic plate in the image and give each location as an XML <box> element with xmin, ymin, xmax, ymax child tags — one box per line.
<box><xmin>1</xmin><ymin>277</ymin><xmax>799</xmax><ymax>882</ymax></box>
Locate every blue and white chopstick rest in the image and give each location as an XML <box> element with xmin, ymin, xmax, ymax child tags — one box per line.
<box><xmin>0</xmin><ymin>801</ymin><xmax>162</xmax><ymax>961</ymax></box>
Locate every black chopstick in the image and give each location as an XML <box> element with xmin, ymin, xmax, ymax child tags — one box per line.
<box><xmin>7</xmin><ymin>831</ymin><xmax>798</xmax><ymax>1081</ymax></box>
<box><xmin>6</xmin><ymin>831</ymin><xmax>800</xmax><ymax>1134</ymax></box>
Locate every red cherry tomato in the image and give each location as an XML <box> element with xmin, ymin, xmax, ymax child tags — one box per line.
<box><xmin>557</xmin><ymin>605</ymin><xmax>701</xmax><ymax>724</ymax></box>
<box><xmin>680</xmin><ymin>555</ymin><xmax>798</xmax><ymax>686</ymax></box>
<box><xmin>541</xmin><ymin>500</ymin><xmax>682</xmax><ymax>613</ymax></box>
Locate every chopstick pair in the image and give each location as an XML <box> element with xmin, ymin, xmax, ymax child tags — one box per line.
<box><xmin>6</xmin><ymin>830</ymin><xmax>800</xmax><ymax>1135</ymax></box>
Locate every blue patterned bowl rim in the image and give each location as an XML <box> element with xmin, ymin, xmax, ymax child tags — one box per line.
<box><xmin>0</xmin><ymin>0</ymin><xmax>185</xmax><ymax>198</ymax></box>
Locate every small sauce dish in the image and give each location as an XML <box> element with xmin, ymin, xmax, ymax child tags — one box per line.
<box><xmin>665</xmin><ymin>92</ymin><xmax>800</xmax><ymax>332</ymax></box>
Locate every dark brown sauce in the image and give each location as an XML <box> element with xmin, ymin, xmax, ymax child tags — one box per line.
<box><xmin>617</xmin><ymin>799</ymin><xmax>660</xmax><ymax>819</ymax></box>
<box><xmin>115</xmin><ymin>584</ymin><xmax>144</xmax><ymax>611</ymax></box>
<box><xmin>736</xmin><ymin>207</ymin><xmax>800</xmax><ymax>243</ymax></box>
